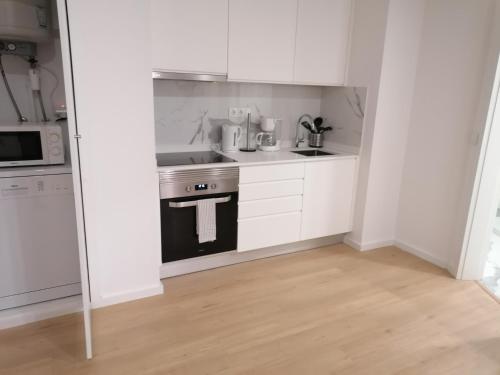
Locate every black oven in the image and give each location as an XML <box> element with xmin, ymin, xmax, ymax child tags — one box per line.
<box><xmin>159</xmin><ymin>167</ymin><xmax>239</xmax><ymax>263</ymax></box>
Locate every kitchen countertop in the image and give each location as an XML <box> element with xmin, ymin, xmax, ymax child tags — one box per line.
<box><xmin>0</xmin><ymin>163</ymin><xmax>73</xmax><ymax>178</ymax></box>
<box><xmin>157</xmin><ymin>147</ymin><xmax>358</xmax><ymax>172</ymax></box>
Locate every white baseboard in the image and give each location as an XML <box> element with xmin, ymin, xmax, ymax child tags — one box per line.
<box><xmin>343</xmin><ymin>236</ymin><xmax>394</xmax><ymax>251</ymax></box>
<box><xmin>93</xmin><ymin>282</ymin><xmax>164</xmax><ymax>309</ymax></box>
<box><xmin>0</xmin><ymin>295</ymin><xmax>82</xmax><ymax>330</ymax></box>
<box><xmin>394</xmin><ymin>240</ymin><xmax>448</xmax><ymax>269</ymax></box>
<box><xmin>161</xmin><ymin>235</ymin><xmax>344</xmax><ymax>278</ymax></box>
<box><xmin>344</xmin><ymin>235</ymin><xmax>448</xmax><ymax>269</ymax></box>
<box><xmin>343</xmin><ymin>235</ymin><xmax>361</xmax><ymax>250</ymax></box>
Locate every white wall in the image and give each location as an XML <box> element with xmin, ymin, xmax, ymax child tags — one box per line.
<box><xmin>344</xmin><ymin>0</ymin><xmax>425</xmax><ymax>250</ymax></box>
<box><xmin>359</xmin><ymin>0</ymin><xmax>426</xmax><ymax>248</ymax></box>
<box><xmin>66</xmin><ymin>0</ymin><xmax>163</xmax><ymax>308</ymax></box>
<box><xmin>343</xmin><ymin>0</ymin><xmax>390</xmax><ymax>249</ymax></box>
<box><xmin>396</xmin><ymin>0</ymin><xmax>497</xmax><ymax>270</ymax></box>
<box><xmin>343</xmin><ymin>0</ymin><xmax>499</xmax><ymax>275</ymax></box>
<box><xmin>457</xmin><ymin>1</ymin><xmax>500</xmax><ymax>279</ymax></box>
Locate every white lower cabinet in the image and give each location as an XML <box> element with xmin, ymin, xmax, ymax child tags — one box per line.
<box><xmin>300</xmin><ymin>158</ymin><xmax>356</xmax><ymax>240</ymax></box>
<box><xmin>237</xmin><ymin>163</ymin><xmax>304</xmax><ymax>252</ymax></box>
<box><xmin>239</xmin><ymin>179</ymin><xmax>303</xmax><ymax>201</ymax></box>
<box><xmin>237</xmin><ymin>212</ymin><xmax>302</xmax><ymax>252</ymax></box>
<box><xmin>239</xmin><ymin>196</ymin><xmax>302</xmax><ymax>219</ymax></box>
<box><xmin>237</xmin><ymin>158</ymin><xmax>357</xmax><ymax>252</ymax></box>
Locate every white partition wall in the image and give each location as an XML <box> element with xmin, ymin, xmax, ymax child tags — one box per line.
<box><xmin>64</xmin><ymin>0</ymin><xmax>163</xmax><ymax>309</ymax></box>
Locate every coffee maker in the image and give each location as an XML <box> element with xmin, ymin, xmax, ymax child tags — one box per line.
<box><xmin>256</xmin><ymin>117</ymin><xmax>281</xmax><ymax>152</ymax></box>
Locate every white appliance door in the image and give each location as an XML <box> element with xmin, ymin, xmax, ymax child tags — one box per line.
<box><xmin>0</xmin><ymin>174</ymin><xmax>81</xmax><ymax>309</ymax></box>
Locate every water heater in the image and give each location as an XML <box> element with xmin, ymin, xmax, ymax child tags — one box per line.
<box><xmin>0</xmin><ymin>0</ymin><xmax>50</xmax><ymax>42</ymax></box>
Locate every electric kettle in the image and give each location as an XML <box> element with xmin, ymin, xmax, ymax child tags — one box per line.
<box><xmin>222</xmin><ymin>123</ymin><xmax>242</xmax><ymax>152</ymax></box>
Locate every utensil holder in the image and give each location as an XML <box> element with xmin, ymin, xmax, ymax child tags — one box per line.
<box><xmin>308</xmin><ymin>133</ymin><xmax>323</xmax><ymax>148</ymax></box>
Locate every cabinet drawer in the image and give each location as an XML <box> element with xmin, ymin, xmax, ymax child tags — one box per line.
<box><xmin>239</xmin><ymin>179</ymin><xmax>303</xmax><ymax>201</ymax></box>
<box><xmin>238</xmin><ymin>212</ymin><xmax>301</xmax><ymax>252</ymax></box>
<box><xmin>240</xmin><ymin>163</ymin><xmax>304</xmax><ymax>183</ymax></box>
<box><xmin>238</xmin><ymin>195</ymin><xmax>302</xmax><ymax>219</ymax></box>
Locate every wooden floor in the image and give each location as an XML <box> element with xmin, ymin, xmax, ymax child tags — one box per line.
<box><xmin>1</xmin><ymin>245</ymin><xmax>500</xmax><ymax>374</ymax></box>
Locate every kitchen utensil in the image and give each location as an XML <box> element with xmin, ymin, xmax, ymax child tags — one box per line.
<box><xmin>314</xmin><ymin>117</ymin><xmax>323</xmax><ymax>129</ymax></box>
<box><xmin>240</xmin><ymin>113</ymin><xmax>256</xmax><ymax>152</ymax></box>
<box><xmin>301</xmin><ymin>121</ymin><xmax>313</xmax><ymax>132</ymax></box>
<box><xmin>222</xmin><ymin>123</ymin><xmax>242</xmax><ymax>152</ymax></box>
<box><xmin>309</xmin><ymin>133</ymin><xmax>324</xmax><ymax>148</ymax></box>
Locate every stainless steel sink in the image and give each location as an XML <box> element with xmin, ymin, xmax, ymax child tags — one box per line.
<box><xmin>291</xmin><ymin>150</ymin><xmax>336</xmax><ymax>157</ymax></box>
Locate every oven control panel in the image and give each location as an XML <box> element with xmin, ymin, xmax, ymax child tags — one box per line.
<box><xmin>159</xmin><ymin>167</ymin><xmax>239</xmax><ymax>199</ymax></box>
<box><xmin>185</xmin><ymin>183</ymin><xmax>218</xmax><ymax>192</ymax></box>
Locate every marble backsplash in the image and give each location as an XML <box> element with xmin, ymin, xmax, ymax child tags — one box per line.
<box><xmin>321</xmin><ymin>86</ymin><xmax>366</xmax><ymax>150</ymax></box>
<box><xmin>153</xmin><ymin>80</ymin><xmax>366</xmax><ymax>152</ymax></box>
<box><xmin>153</xmin><ymin>80</ymin><xmax>322</xmax><ymax>150</ymax></box>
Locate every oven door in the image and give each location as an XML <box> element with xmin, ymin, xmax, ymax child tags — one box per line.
<box><xmin>161</xmin><ymin>192</ymin><xmax>238</xmax><ymax>263</ymax></box>
<box><xmin>0</xmin><ymin>128</ymin><xmax>48</xmax><ymax>167</ymax></box>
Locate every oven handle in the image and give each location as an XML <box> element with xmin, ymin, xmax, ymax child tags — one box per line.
<box><xmin>168</xmin><ymin>195</ymin><xmax>232</xmax><ymax>208</ymax></box>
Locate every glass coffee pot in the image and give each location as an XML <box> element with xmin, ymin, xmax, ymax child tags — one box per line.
<box><xmin>256</xmin><ymin>117</ymin><xmax>281</xmax><ymax>152</ymax></box>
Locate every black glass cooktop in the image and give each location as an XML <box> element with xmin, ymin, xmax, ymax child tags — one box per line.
<box><xmin>156</xmin><ymin>151</ymin><xmax>236</xmax><ymax>166</ymax></box>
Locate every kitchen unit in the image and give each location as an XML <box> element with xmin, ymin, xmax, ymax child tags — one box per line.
<box><xmin>301</xmin><ymin>158</ymin><xmax>356</xmax><ymax>240</ymax></box>
<box><xmin>158</xmin><ymin>149</ymin><xmax>358</xmax><ymax>266</ymax></box>
<box><xmin>237</xmin><ymin>154</ymin><xmax>357</xmax><ymax>251</ymax></box>
<box><xmin>150</xmin><ymin>0</ymin><xmax>353</xmax><ymax>85</ymax></box>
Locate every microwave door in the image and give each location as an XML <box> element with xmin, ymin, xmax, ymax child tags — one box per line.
<box><xmin>0</xmin><ymin>131</ymin><xmax>47</xmax><ymax>167</ymax></box>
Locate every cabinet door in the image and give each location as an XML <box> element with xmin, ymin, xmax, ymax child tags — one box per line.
<box><xmin>228</xmin><ymin>0</ymin><xmax>298</xmax><ymax>83</ymax></box>
<box><xmin>151</xmin><ymin>0</ymin><xmax>228</xmax><ymax>74</ymax></box>
<box><xmin>301</xmin><ymin>158</ymin><xmax>356</xmax><ymax>240</ymax></box>
<box><xmin>294</xmin><ymin>0</ymin><xmax>352</xmax><ymax>85</ymax></box>
<box><xmin>238</xmin><ymin>212</ymin><xmax>302</xmax><ymax>252</ymax></box>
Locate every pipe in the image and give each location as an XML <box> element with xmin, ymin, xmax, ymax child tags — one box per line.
<box><xmin>0</xmin><ymin>54</ymin><xmax>27</xmax><ymax>122</ymax></box>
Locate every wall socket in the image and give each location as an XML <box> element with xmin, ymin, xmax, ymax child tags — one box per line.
<box><xmin>229</xmin><ymin>107</ymin><xmax>251</xmax><ymax>123</ymax></box>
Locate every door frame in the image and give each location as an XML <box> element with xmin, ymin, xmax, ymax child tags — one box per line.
<box><xmin>458</xmin><ymin>53</ymin><xmax>500</xmax><ymax>281</ymax></box>
<box><xmin>56</xmin><ymin>0</ymin><xmax>93</xmax><ymax>359</ymax></box>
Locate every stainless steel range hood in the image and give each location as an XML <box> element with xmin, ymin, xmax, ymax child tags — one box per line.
<box><xmin>152</xmin><ymin>71</ymin><xmax>227</xmax><ymax>82</ymax></box>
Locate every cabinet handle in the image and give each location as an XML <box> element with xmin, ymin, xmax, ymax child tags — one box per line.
<box><xmin>168</xmin><ymin>195</ymin><xmax>231</xmax><ymax>208</ymax></box>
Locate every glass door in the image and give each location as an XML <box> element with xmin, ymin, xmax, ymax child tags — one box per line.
<box><xmin>481</xmin><ymin>193</ymin><xmax>500</xmax><ymax>297</ymax></box>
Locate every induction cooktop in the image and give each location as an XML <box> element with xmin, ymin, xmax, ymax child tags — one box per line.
<box><xmin>156</xmin><ymin>151</ymin><xmax>236</xmax><ymax>167</ymax></box>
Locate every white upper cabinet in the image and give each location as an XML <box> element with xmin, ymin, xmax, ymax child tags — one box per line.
<box><xmin>294</xmin><ymin>0</ymin><xmax>352</xmax><ymax>85</ymax></box>
<box><xmin>151</xmin><ymin>0</ymin><xmax>352</xmax><ymax>84</ymax></box>
<box><xmin>301</xmin><ymin>158</ymin><xmax>356</xmax><ymax>240</ymax></box>
<box><xmin>150</xmin><ymin>0</ymin><xmax>228</xmax><ymax>74</ymax></box>
<box><xmin>227</xmin><ymin>0</ymin><xmax>298</xmax><ymax>83</ymax></box>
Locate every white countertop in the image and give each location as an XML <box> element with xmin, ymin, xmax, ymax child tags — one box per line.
<box><xmin>157</xmin><ymin>147</ymin><xmax>358</xmax><ymax>172</ymax></box>
<box><xmin>0</xmin><ymin>163</ymin><xmax>73</xmax><ymax>178</ymax></box>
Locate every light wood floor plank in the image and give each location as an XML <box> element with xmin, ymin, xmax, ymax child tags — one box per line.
<box><xmin>1</xmin><ymin>245</ymin><xmax>499</xmax><ymax>374</ymax></box>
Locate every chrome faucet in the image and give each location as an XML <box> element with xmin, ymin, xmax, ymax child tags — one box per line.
<box><xmin>296</xmin><ymin>114</ymin><xmax>314</xmax><ymax>148</ymax></box>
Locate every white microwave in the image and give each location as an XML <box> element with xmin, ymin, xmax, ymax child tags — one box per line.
<box><xmin>0</xmin><ymin>123</ymin><xmax>65</xmax><ymax>168</ymax></box>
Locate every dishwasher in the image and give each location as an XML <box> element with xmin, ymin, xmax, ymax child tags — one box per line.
<box><xmin>0</xmin><ymin>171</ymin><xmax>81</xmax><ymax>310</ymax></box>
<box><xmin>159</xmin><ymin>167</ymin><xmax>239</xmax><ymax>263</ymax></box>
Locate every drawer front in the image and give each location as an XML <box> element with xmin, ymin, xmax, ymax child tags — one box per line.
<box><xmin>240</xmin><ymin>163</ymin><xmax>304</xmax><ymax>183</ymax></box>
<box><xmin>238</xmin><ymin>195</ymin><xmax>302</xmax><ymax>219</ymax></box>
<box><xmin>237</xmin><ymin>212</ymin><xmax>301</xmax><ymax>252</ymax></box>
<box><xmin>239</xmin><ymin>179</ymin><xmax>303</xmax><ymax>201</ymax></box>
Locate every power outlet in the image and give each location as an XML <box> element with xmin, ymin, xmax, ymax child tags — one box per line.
<box><xmin>229</xmin><ymin>107</ymin><xmax>251</xmax><ymax>123</ymax></box>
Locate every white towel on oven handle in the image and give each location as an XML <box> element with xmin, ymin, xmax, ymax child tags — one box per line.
<box><xmin>196</xmin><ymin>198</ymin><xmax>217</xmax><ymax>243</ymax></box>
